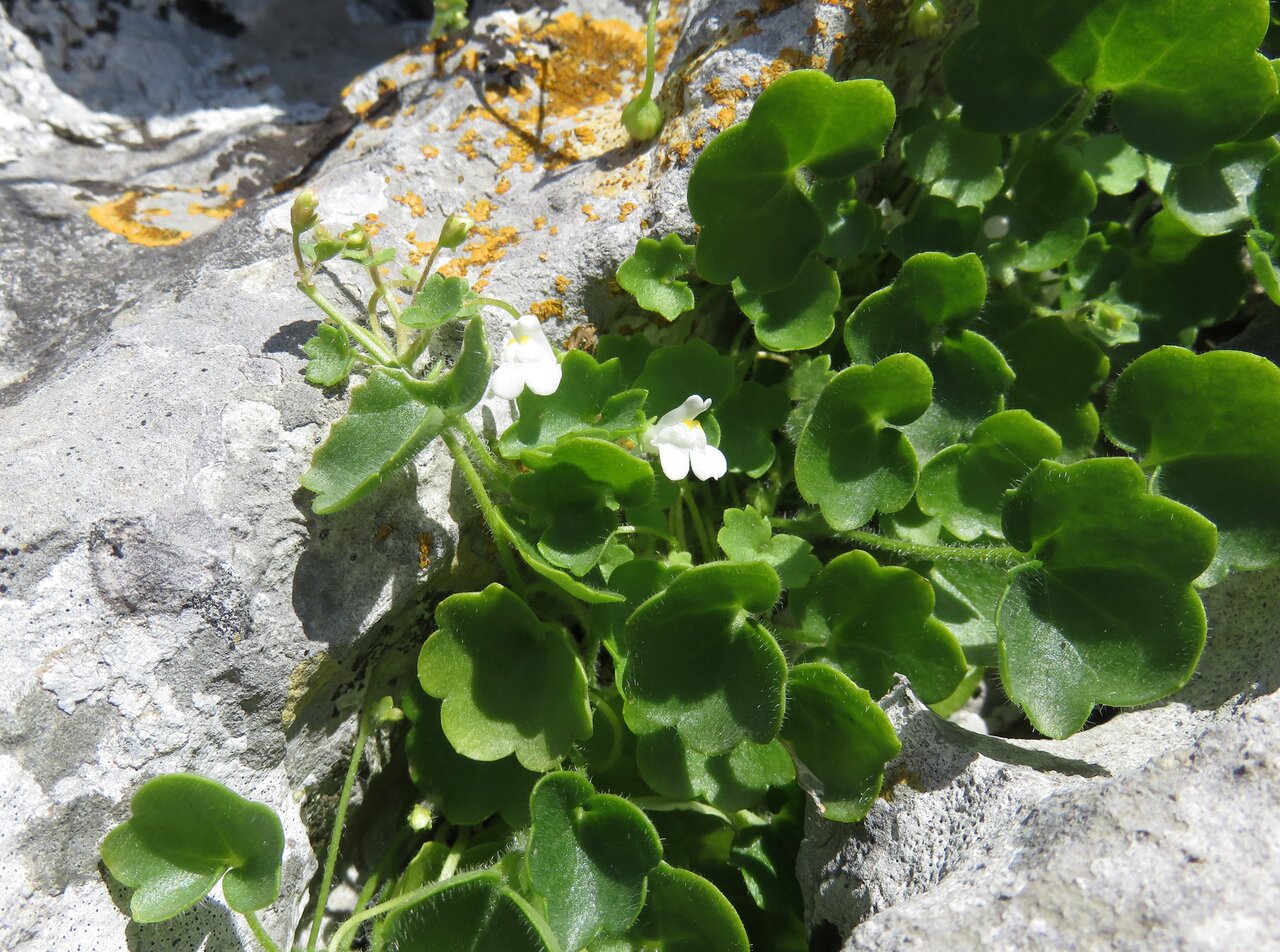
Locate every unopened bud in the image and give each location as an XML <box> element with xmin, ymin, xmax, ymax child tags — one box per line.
<box><xmin>290</xmin><ymin>189</ymin><xmax>320</xmax><ymax>234</ymax></box>
<box><xmin>342</xmin><ymin>224</ymin><xmax>370</xmax><ymax>252</ymax></box>
<box><xmin>622</xmin><ymin>96</ymin><xmax>664</xmax><ymax>142</ymax></box>
<box><xmin>408</xmin><ymin>803</ymin><xmax>434</xmax><ymax>831</ymax></box>
<box><xmin>438</xmin><ymin>212</ymin><xmax>474</xmax><ymax>250</ymax></box>
<box><xmin>908</xmin><ymin>0</ymin><xmax>945</xmax><ymax>39</ymax></box>
<box><xmin>983</xmin><ymin>214</ymin><xmax>1011</xmax><ymax>240</ymax></box>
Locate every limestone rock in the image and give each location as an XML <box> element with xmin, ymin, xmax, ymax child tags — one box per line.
<box><xmin>0</xmin><ymin>0</ymin><xmax>936</xmax><ymax>948</ymax></box>
<box><xmin>801</xmin><ymin>568</ymin><xmax>1280</xmax><ymax>952</ymax></box>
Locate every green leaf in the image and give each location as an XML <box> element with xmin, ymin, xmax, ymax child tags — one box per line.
<box><xmin>1250</xmin><ymin>154</ymin><xmax>1280</xmax><ymax>234</ymax></box>
<box><xmin>810</xmin><ymin>181</ymin><xmax>881</xmax><ymax>258</ymax></box>
<box><xmin>1078</xmin><ymin>134</ymin><xmax>1147</xmax><ymax>196</ymax></box>
<box><xmin>997</xmin><ymin>315</ymin><xmax>1109</xmax><ymax>457</ymax></box>
<box><xmin>998</xmin><ymin>458</ymin><xmax>1217</xmax><ymax>738</ymax></box>
<box><xmin>886</xmin><ymin>195</ymin><xmax>981</xmax><ymax>260</ymax></box>
<box><xmin>419</xmin><ymin>584</ymin><xmax>593</xmax><ymax>770</ymax></box>
<box><xmin>497</xmin><ymin>508</ymin><xmax>626</xmax><ymax>604</ymax></box>
<box><xmin>526</xmin><ymin>772</ymin><xmax>662</xmax><ymax>951</ymax></box>
<box><xmin>381</xmin><ymin>871</ymin><xmax>558</xmax><ymax>951</ymax></box>
<box><xmin>100</xmin><ymin>774</ymin><xmax>283</xmax><ymax>922</ymax></box>
<box><xmin>1246</xmin><ymin>229</ymin><xmax>1280</xmax><ymax>304</ymax></box>
<box><xmin>1103</xmin><ymin>346</ymin><xmax>1280</xmax><ymax>585</ymax></box>
<box><xmin>303</xmin><ymin>324</ymin><xmax>356</xmax><ymax>387</ymax></box>
<box><xmin>944</xmin><ymin>0</ymin><xmax>1276</xmax><ymax>162</ymax></box>
<box><xmin>689</xmin><ymin>70</ymin><xmax>896</xmax><ymax>292</ymax></box>
<box><xmin>917</xmin><ymin>410</ymin><xmax>1063</xmax><ymax>541</ymax></box>
<box><xmin>603</xmin><ymin>863</ymin><xmax>749</xmax><ymax>952</ymax></box>
<box><xmin>402</xmin><ymin>273</ymin><xmax>481</xmax><ymax>330</ymax></box>
<box><xmin>635</xmin><ymin>340</ymin><xmax>734</xmax><ymax>417</ymax></box>
<box><xmin>498</xmin><ymin>351</ymin><xmax>648</xmax><ymax>460</ymax></box>
<box><xmin>732</xmin><ymin>258</ymin><xmax>840</xmax><ymax>352</ymax></box>
<box><xmin>523</xmin><ymin>437</ymin><xmax>655</xmax><ymax>506</ymax></box>
<box><xmin>780</xmin><ymin>663</ymin><xmax>901</xmax><ymax>822</ymax></box>
<box><xmin>930</xmin><ymin>560</ymin><xmax>1008</xmax><ymax>665</ymax></box>
<box><xmin>635</xmin><ymin>730</ymin><xmax>795</xmax><ymax>813</ymax></box>
<box><xmin>1164</xmin><ymin>140</ymin><xmax>1280</xmax><ymax>237</ymax></box>
<box><xmin>429</xmin><ymin>0</ymin><xmax>469</xmax><ymax>38</ymax></box>
<box><xmin>621</xmin><ymin>562</ymin><xmax>786</xmax><ymax>755</ymax></box>
<box><xmin>901</xmin><ymin>115</ymin><xmax>1004</xmax><ymax>207</ymax></box>
<box><xmin>403</xmin><ymin>314</ymin><xmax>492</xmax><ymax>415</ymax></box>
<box><xmin>592</xmin><ymin>559</ymin><xmax>684</xmax><ymax>673</ymax></box>
<box><xmin>803</xmin><ymin>551</ymin><xmax>968</xmax><ymax>704</ymax></box>
<box><xmin>717</xmin><ymin>507</ymin><xmax>820</xmax><ymax>590</ymax></box>
<box><xmin>715</xmin><ymin>381</ymin><xmax>790</xmax><ymax>478</ymax></box>
<box><xmin>994</xmin><ymin>147</ymin><xmax>1097</xmax><ymax>272</ymax></box>
<box><xmin>794</xmin><ymin>354</ymin><xmax>934</xmax><ymax>530</ymax></box>
<box><xmin>617</xmin><ymin>235</ymin><xmax>697</xmax><ymax>321</ymax></box>
<box><xmin>403</xmin><ymin>684</ymin><xmax>537</xmax><ymax>827</ymax></box>
<box><xmin>300</xmin><ymin>368</ymin><xmax>446</xmax><ymax>514</ymax></box>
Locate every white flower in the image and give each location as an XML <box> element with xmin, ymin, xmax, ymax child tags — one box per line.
<box><xmin>490</xmin><ymin>315</ymin><xmax>562</xmax><ymax>399</ymax></box>
<box><xmin>643</xmin><ymin>395</ymin><xmax>728</xmax><ymax>481</ymax></box>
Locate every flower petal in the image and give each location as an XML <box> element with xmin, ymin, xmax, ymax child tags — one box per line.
<box><xmin>655</xmin><ymin>394</ymin><xmax>711</xmax><ymax>431</ymax></box>
<box><xmin>689</xmin><ymin>443</ymin><xmax>727</xmax><ymax>480</ymax></box>
<box><xmin>524</xmin><ymin>357</ymin><xmax>563</xmax><ymax>396</ymax></box>
<box><xmin>490</xmin><ymin>362</ymin><xmax>526</xmax><ymax>400</ymax></box>
<box><xmin>658</xmin><ymin>443</ymin><xmax>691</xmax><ymax>481</ymax></box>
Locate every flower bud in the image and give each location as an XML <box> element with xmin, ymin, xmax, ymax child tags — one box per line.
<box><xmin>290</xmin><ymin>188</ymin><xmax>320</xmax><ymax>234</ymax></box>
<box><xmin>983</xmin><ymin>214</ymin><xmax>1011</xmax><ymax>240</ymax></box>
<box><xmin>438</xmin><ymin>212</ymin><xmax>474</xmax><ymax>250</ymax></box>
<box><xmin>342</xmin><ymin>224</ymin><xmax>370</xmax><ymax>252</ymax></box>
<box><xmin>909</xmin><ymin>0</ymin><xmax>945</xmax><ymax>39</ymax></box>
<box><xmin>408</xmin><ymin>803</ymin><xmax>434</xmax><ymax>832</ymax></box>
<box><xmin>622</xmin><ymin>96</ymin><xmax>664</xmax><ymax>142</ymax></box>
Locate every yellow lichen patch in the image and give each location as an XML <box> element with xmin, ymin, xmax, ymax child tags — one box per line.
<box><xmin>187</xmin><ymin>197</ymin><xmax>245</xmax><ymax>220</ymax></box>
<box><xmin>495</xmin><ymin>177</ymin><xmax>512</xmax><ymax>195</ymax></box>
<box><xmin>438</xmin><ymin>225</ymin><xmax>521</xmax><ymax>276</ymax></box>
<box><xmin>404</xmin><ymin>231</ymin><xmax>436</xmax><ymax>266</ymax></box>
<box><xmin>403</xmin><ymin>60</ymin><xmax>425</xmax><ymax>76</ymax></box>
<box><xmin>573</xmin><ymin>126</ymin><xmax>597</xmax><ymax>145</ymax></box>
<box><xmin>530</xmin><ymin>299</ymin><xmax>565</xmax><ymax>321</ymax></box>
<box><xmin>465</xmin><ymin>198</ymin><xmax>497</xmax><ymax>223</ymax></box>
<box><xmin>457</xmin><ymin>128</ymin><xmax>483</xmax><ymax>159</ymax></box>
<box><xmin>533</xmin><ymin>216</ymin><xmax>547</xmax><ymax>230</ymax></box>
<box><xmin>363</xmin><ymin>212</ymin><xmax>384</xmax><ymax>237</ymax></box>
<box><xmin>281</xmin><ymin>651</ymin><xmax>342</xmax><ymax>731</ymax></box>
<box><xmin>581</xmin><ymin>204</ymin><xmax>600</xmax><ymax>222</ymax></box>
<box><xmin>394</xmin><ymin>191</ymin><xmax>427</xmax><ymax>217</ymax></box>
<box><xmin>418</xmin><ymin>531</ymin><xmax>434</xmax><ymax>569</ymax></box>
<box><xmin>88</xmin><ymin>191</ymin><xmax>192</xmax><ymax>247</ymax></box>
<box><xmin>618</xmin><ymin>202</ymin><xmax>638</xmax><ymax>222</ymax></box>
<box><xmin>554</xmin><ymin>275</ymin><xmax>572</xmax><ymax>294</ymax></box>
<box><xmin>421</xmin><ymin>144</ymin><xmax>440</xmax><ymax>160</ymax></box>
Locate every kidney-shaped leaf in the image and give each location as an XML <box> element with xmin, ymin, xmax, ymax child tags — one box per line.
<box><xmin>419</xmin><ymin>584</ymin><xmax>592</xmax><ymax>770</ymax></box>
<box><xmin>780</xmin><ymin>663</ymin><xmax>901</xmax><ymax>822</ymax></box>
<box><xmin>733</xmin><ymin>258</ymin><xmax>841</xmax><ymax>352</ymax></box>
<box><xmin>945</xmin><ymin>0</ymin><xmax>1276</xmax><ymax>163</ymax></box>
<box><xmin>1165</xmin><ymin>140</ymin><xmax>1280</xmax><ymax>237</ymax></box>
<box><xmin>998</xmin><ymin>458</ymin><xmax>1217</xmax><ymax>738</ymax></box>
<box><xmin>689</xmin><ymin>70</ymin><xmax>895</xmax><ymax>293</ymax></box>
<box><xmin>101</xmin><ymin>774</ymin><xmax>284</xmax><ymax>922</ymax></box>
<box><xmin>303</xmin><ymin>323</ymin><xmax>356</xmax><ymax>387</ymax></box>
<box><xmin>526</xmin><ymin>772</ymin><xmax>662</xmax><ymax>951</ymax></box>
<box><xmin>635</xmin><ymin>729</ymin><xmax>795</xmax><ymax>813</ymax></box>
<box><xmin>795</xmin><ymin>354</ymin><xmax>934</xmax><ymax>530</ymax></box>
<box><xmin>717</xmin><ymin>506</ymin><xmax>821</xmax><ymax>590</ymax></box>
<box><xmin>621</xmin><ymin>562</ymin><xmax>786</xmax><ymax>755</ymax></box>
<box><xmin>617</xmin><ymin>235</ymin><xmax>697</xmax><ymax>321</ymax></box>
<box><xmin>902</xmin><ymin>115</ymin><xmax>1004</xmax><ymax>207</ymax></box>
<box><xmin>1103</xmin><ymin>346</ymin><xmax>1280</xmax><ymax>585</ymax></box>
<box><xmin>602</xmin><ymin>863</ymin><xmax>749</xmax><ymax>952</ymax></box>
<box><xmin>804</xmin><ymin>551</ymin><xmax>967</xmax><ymax>704</ymax></box>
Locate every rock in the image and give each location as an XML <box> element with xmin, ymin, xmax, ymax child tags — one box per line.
<box><xmin>800</xmin><ymin>568</ymin><xmax>1280</xmax><ymax>951</ymax></box>
<box><xmin>0</xmin><ymin>0</ymin><xmax>944</xmax><ymax>949</ymax></box>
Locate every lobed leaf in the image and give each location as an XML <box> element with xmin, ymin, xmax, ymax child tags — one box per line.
<box><xmin>380</xmin><ymin>870</ymin><xmax>559</xmax><ymax>951</ymax></box>
<box><xmin>902</xmin><ymin>115</ymin><xmax>1004</xmax><ymax>207</ymax></box>
<box><xmin>780</xmin><ymin>663</ymin><xmax>901</xmax><ymax>822</ymax></box>
<box><xmin>733</xmin><ymin>258</ymin><xmax>841</xmax><ymax>352</ymax></box>
<box><xmin>100</xmin><ymin>774</ymin><xmax>283</xmax><ymax>922</ymax></box>
<box><xmin>944</xmin><ymin>0</ymin><xmax>1276</xmax><ymax>162</ymax></box>
<box><xmin>998</xmin><ymin>458</ymin><xmax>1217</xmax><ymax>737</ymax></box>
<box><xmin>302</xmin><ymin>323</ymin><xmax>356</xmax><ymax>387</ymax></box>
<box><xmin>990</xmin><ymin>148</ymin><xmax>1096</xmax><ymax>272</ymax></box>
<box><xmin>794</xmin><ymin>354</ymin><xmax>934</xmax><ymax>530</ymax></box>
<box><xmin>1103</xmin><ymin>346</ymin><xmax>1280</xmax><ymax>584</ymax></box>
<box><xmin>887</xmin><ymin>195</ymin><xmax>980</xmax><ymax>260</ymax></box>
<box><xmin>621</xmin><ymin>562</ymin><xmax>786</xmax><ymax>755</ymax></box>
<box><xmin>635</xmin><ymin>729</ymin><xmax>795</xmax><ymax>813</ymax></box>
<box><xmin>635</xmin><ymin>340</ymin><xmax>734</xmax><ymax>417</ymax></box>
<box><xmin>526</xmin><ymin>772</ymin><xmax>662</xmax><ymax>951</ymax></box>
<box><xmin>801</xmin><ymin>551</ymin><xmax>968</xmax><ymax>704</ymax></box>
<box><xmin>717</xmin><ymin>506</ymin><xmax>820</xmax><ymax>590</ymax></box>
<box><xmin>401</xmin><ymin>273</ymin><xmax>481</xmax><ymax>330</ymax></box>
<box><xmin>1164</xmin><ymin>139</ymin><xmax>1280</xmax><ymax>237</ymax></box>
<box><xmin>617</xmin><ymin>235</ymin><xmax>697</xmax><ymax>321</ymax></box>
<box><xmin>1078</xmin><ymin>134</ymin><xmax>1146</xmax><ymax>196</ymax></box>
<box><xmin>689</xmin><ymin>70</ymin><xmax>895</xmax><ymax>292</ymax></box>
<box><xmin>599</xmin><ymin>863</ymin><xmax>749</xmax><ymax>952</ymax></box>
<box><xmin>419</xmin><ymin>584</ymin><xmax>593</xmax><ymax>770</ymax></box>
<box><xmin>714</xmin><ymin>381</ymin><xmax>790</xmax><ymax>478</ymax></box>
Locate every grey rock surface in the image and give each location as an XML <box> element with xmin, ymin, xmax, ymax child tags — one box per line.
<box><xmin>0</xmin><ymin>0</ymin><xmax>941</xmax><ymax>949</ymax></box>
<box><xmin>801</xmin><ymin>568</ymin><xmax>1280</xmax><ymax>952</ymax></box>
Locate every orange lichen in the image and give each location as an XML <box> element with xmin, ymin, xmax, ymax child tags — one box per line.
<box><xmin>437</xmin><ymin>225</ymin><xmax>521</xmax><ymax>276</ymax></box>
<box><xmin>88</xmin><ymin>192</ymin><xmax>191</xmax><ymax>247</ymax></box>
<box><xmin>533</xmin><ymin>216</ymin><xmax>547</xmax><ymax>231</ymax></box>
<box><xmin>187</xmin><ymin>197</ymin><xmax>245</xmax><ymax>220</ymax></box>
<box><xmin>404</xmin><ymin>231</ymin><xmax>436</xmax><ymax>266</ymax></box>
<box><xmin>393</xmin><ymin>191</ymin><xmax>427</xmax><ymax>217</ymax></box>
<box><xmin>554</xmin><ymin>275</ymin><xmax>572</xmax><ymax>294</ymax></box>
<box><xmin>465</xmin><ymin>199</ymin><xmax>497</xmax><ymax>223</ymax></box>
<box><xmin>457</xmin><ymin>128</ymin><xmax>483</xmax><ymax>159</ymax></box>
<box><xmin>495</xmin><ymin>177</ymin><xmax>512</xmax><ymax>195</ymax></box>
<box><xmin>421</xmin><ymin>144</ymin><xmax>440</xmax><ymax>160</ymax></box>
<box><xmin>403</xmin><ymin>61</ymin><xmax>424</xmax><ymax>76</ymax></box>
<box><xmin>618</xmin><ymin>202</ymin><xmax>638</xmax><ymax>222</ymax></box>
<box><xmin>581</xmin><ymin>204</ymin><xmax>600</xmax><ymax>222</ymax></box>
<box><xmin>530</xmin><ymin>299</ymin><xmax>565</xmax><ymax>321</ymax></box>
<box><xmin>363</xmin><ymin>212</ymin><xmax>384</xmax><ymax>236</ymax></box>
<box><xmin>418</xmin><ymin>531</ymin><xmax>434</xmax><ymax>569</ymax></box>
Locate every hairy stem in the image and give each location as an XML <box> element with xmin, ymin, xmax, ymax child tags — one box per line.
<box><xmin>441</xmin><ymin>429</ymin><xmax>524</xmax><ymax>584</ymax></box>
<box><xmin>300</xmin><ymin>283</ymin><xmax>396</xmax><ymax>366</ymax></box>
<box><xmin>842</xmin><ymin>528</ymin><xmax>1024</xmax><ymax>566</ymax></box>
<box><xmin>639</xmin><ymin>0</ymin><xmax>660</xmax><ymax>102</ymax></box>
<box><xmin>452</xmin><ymin>415</ymin><xmax>507</xmax><ymax>482</ymax></box>
<box><xmin>292</xmin><ymin>232</ymin><xmax>313</xmax><ymax>288</ymax></box>
<box><xmin>472</xmin><ymin>296</ymin><xmax>523</xmax><ymax>321</ymax></box>
<box><xmin>368</xmin><ymin>264</ymin><xmax>409</xmax><ymax>355</ymax></box>
<box><xmin>681</xmin><ymin>485</ymin><xmax>715</xmax><ymax>563</ymax></box>
<box><xmin>305</xmin><ymin>693</ymin><xmax>373</xmax><ymax>952</ymax></box>
<box><xmin>411</xmin><ymin>245</ymin><xmax>444</xmax><ymax>297</ymax></box>
<box><xmin>328</xmin><ymin>868</ymin><xmax>490</xmax><ymax>952</ymax></box>
<box><xmin>244</xmin><ymin>911</ymin><xmax>282</xmax><ymax>952</ymax></box>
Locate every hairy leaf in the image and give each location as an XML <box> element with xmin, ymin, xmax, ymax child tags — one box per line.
<box><xmin>617</xmin><ymin>235</ymin><xmax>697</xmax><ymax>321</ymax></box>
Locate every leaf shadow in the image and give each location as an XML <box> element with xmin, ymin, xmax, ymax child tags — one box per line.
<box><xmin>102</xmin><ymin>869</ymin><xmax>249</xmax><ymax>952</ymax></box>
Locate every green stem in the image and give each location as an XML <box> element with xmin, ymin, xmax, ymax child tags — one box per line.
<box><xmin>243</xmin><ymin>911</ymin><xmax>282</xmax><ymax>952</ymax></box>
<box><xmin>292</xmin><ymin>232</ymin><xmax>314</xmax><ymax>288</ymax></box>
<box><xmin>441</xmin><ymin>429</ymin><xmax>524</xmax><ymax>584</ymax></box>
<box><xmin>411</xmin><ymin>245</ymin><xmax>444</xmax><ymax>297</ymax></box>
<box><xmin>368</xmin><ymin>264</ymin><xmax>409</xmax><ymax>355</ymax></box>
<box><xmin>364</xmin><ymin>290</ymin><xmax>395</xmax><ymax>356</ymax></box>
<box><xmin>399</xmin><ymin>326</ymin><xmax>434</xmax><ymax>371</ymax></box>
<box><xmin>681</xmin><ymin>485</ymin><xmax>714</xmax><ymax>563</ymax></box>
<box><xmin>305</xmin><ymin>695</ymin><xmax>374</xmax><ymax>952</ymax></box>
<box><xmin>616</xmin><ymin>524</ymin><xmax>679</xmax><ymax>548</ymax></box>
<box><xmin>300</xmin><ymin>283</ymin><xmax>396</xmax><ymax>366</ymax></box>
<box><xmin>1044</xmin><ymin>91</ymin><xmax>1099</xmax><ymax>150</ymax></box>
<box><xmin>472</xmin><ymin>296</ymin><xmax>523</xmax><ymax>321</ymax></box>
<box><xmin>438</xmin><ymin>826</ymin><xmax>471</xmax><ymax>882</ymax></box>
<box><xmin>328</xmin><ymin>869</ymin><xmax>491</xmax><ymax>952</ymax></box>
<box><xmin>842</xmin><ymin>528</ymin><xmax>1024</xmax><ymax>566</ymax></box>
<box><xmin>639</xmin><ymin>0</ymin><xmax>660</xmax><ymax>102</ymax></box>
<box><xmin>631</xmin><ymin>796</ymin><xmax>732</xmax><ymax>825</ymax></box>
<box><xmin>671</xmin><ymin>489</ymin><xmax>688</xmax><ymax>553</ymax></box>
<box><xmin>452</xmin><ymin>415</ymin><xmax>507</xmax><ymax>481</ymax></box>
